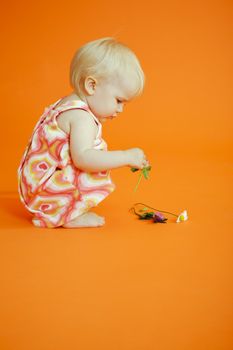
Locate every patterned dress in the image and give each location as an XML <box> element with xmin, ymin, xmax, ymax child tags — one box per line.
<box><xmin>18</xmin><ymin>98</ymin><xmax>115</xmax><ymax>228</ymax></box>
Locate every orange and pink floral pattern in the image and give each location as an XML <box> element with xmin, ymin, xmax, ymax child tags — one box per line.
<box><xmin>18</xmin><ymin>99</ymin><xmax>115</xmax><ymax>228</ymax></box>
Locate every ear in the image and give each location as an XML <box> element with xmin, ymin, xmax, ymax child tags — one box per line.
<box><xmin>84</xmin><ymin>76</ymin><xmax>97</xmax><ymax>95</ymax></box>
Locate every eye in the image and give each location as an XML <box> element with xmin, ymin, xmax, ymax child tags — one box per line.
<box><xmin>116</xmin><ymin>99</ymin><xmax>122</xmax><ymax>104</ymax></box>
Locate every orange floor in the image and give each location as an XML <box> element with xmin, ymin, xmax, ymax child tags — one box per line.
<box><xmin>0</xmin><ymin>155</ymin><xmax>232</xmax><ymax>350</ymax></box>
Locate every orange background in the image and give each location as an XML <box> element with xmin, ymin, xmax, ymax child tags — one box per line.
<box><xmin>0</xmin><ymin>0</ymin><xmax>232</xmax><ymax>349</ymax></box>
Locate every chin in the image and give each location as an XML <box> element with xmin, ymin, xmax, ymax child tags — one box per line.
<box><xmin>100</xmin><ymin>116</ymin><xmax>113</xmax><ymax>122</ymax></box>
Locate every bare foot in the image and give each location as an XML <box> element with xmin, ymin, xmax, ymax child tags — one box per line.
<box><xmin>63</xmin><ymin>212</ymin><xmax>105</xmax><ymax>228</ymax></box>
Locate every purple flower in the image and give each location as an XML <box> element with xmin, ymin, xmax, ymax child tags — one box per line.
<box><xmin>153</xmin><ymin>212</ymin><xmax>167</xmax><ymax>223</ymax></box>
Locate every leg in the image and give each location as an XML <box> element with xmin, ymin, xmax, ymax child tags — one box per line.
<box><xmin>63</xmin><ymin>211</ymin><xmax>105</xmax><ymax>228</ymax></box>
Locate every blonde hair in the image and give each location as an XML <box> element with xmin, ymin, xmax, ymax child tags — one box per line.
<box><xmin>70</xmin><ymin>37</ymin><xmax>145</xmax><ymax>98</ymax></box>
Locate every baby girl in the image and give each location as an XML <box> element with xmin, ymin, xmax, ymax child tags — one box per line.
<box><xmin>18</xmin><ymin>37</ymin><xmax>149</xmax><ymax>228</ymax></box>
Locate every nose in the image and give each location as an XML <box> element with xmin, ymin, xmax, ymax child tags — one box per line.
<box><xmin>117</xmin><ymin>103</ymin><xmax>124</xmax><ymax>113</ymax></box>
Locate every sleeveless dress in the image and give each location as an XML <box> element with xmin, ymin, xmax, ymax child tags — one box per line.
<box><xmin>18</xmin><ymin>98</ymin><xmax>115</xmax><ymax>228</ymax></box>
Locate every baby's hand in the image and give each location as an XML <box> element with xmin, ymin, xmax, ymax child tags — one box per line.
<box><xmin>126</xmin><ymin>148</ymin><xmax>149</xmax><ymax>169</ymax></box>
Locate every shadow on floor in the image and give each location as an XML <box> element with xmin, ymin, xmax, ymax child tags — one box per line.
<box><xmin>0</xmin><ymin>195</ymin><xmax>31</xmax><ymax>229</ymax></box>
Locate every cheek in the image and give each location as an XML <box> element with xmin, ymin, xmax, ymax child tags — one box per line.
<box><xmin>104</xmin><ymin>96</ymin><xmax>116</xmax><ymax>111</ymax></box>
<box><xmin>92</xmin><ymin>90</ymin><xmax>116</xmax><ymax>116</ymax></box>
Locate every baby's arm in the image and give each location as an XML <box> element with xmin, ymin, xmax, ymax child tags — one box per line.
<box><xmin>67</xmin><ymin>110</ymin><xmax>146</xmax><ymax>173</ymax></box>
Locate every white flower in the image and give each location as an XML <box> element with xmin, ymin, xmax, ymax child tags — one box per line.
<box><xmin>176</xmin><ymin>210</ymin><xmax>188</xmax><ymax>223</ymax></box>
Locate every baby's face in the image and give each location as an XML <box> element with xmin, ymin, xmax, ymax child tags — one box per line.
<box><xmin>86</xmin><ymin>73</ymin><xmax>137</xmax><ymax>122</ymax></box>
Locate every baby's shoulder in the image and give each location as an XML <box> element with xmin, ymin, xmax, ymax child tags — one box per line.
<box><xmin>57</xmin><ymin>108</ymin><xmax>97</xmax><ymax>134</ymax></box>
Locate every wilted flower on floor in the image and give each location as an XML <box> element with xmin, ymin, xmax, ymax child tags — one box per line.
<box><xmin>176</xmin><ymin>210</ymin><xmax>188</xmax><ymax>223</ymax></box>
<box><xmin>130</xmin><ymin>203</ymin><xmax>188</xmax><ymax>224</ymax></box>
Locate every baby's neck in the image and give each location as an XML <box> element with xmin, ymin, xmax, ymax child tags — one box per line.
<box><xmin>60</xmin><ymin>91</ymin><xmax>87</xmax><ymax>105</ymax></box>
<box><xmin>69</xmin><ymin>91</ymin><xmax>83</xmax><ymax>101</ymax></box>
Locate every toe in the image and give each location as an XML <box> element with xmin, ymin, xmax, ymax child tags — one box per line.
<box><xmin>99</xmin><ymin>217</ymin><xmax>105</xmax><ymax>226</ymax></box>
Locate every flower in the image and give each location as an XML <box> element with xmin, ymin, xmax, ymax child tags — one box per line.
<box><xmin>176</xmin><ymin>210</ymin><xmax>188</xmax><ymax>223</ymax></box>
<box><xmin>130</xmin><ymin>203</ymin><xmax>188</xmax><ymax>224</ymax></box>
<box><xmin>153</xmin><ymin>212</ymin><xmax>167</xmax><ymax>224</ymax></box>
<box><xmin>131</xmin><ymin>166</ymin><xmax>152</xmax><ymax>192</ymax></box>
<box><xmin>153</xmin><ymin>212</ymin><xmax>167</xmax><ymax>223</ymax></box>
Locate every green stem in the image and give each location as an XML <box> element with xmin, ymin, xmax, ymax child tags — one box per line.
<box><xmin>133</xmin><ymin>202</ymin><xmax>178</xmax><ymax>217</ymax></box>
<box><xmin>134</xmin><ymin>173</ymin><xmax>143</xmax><ymax>192</ymax></box>
<box><xmin>129</xmin><ymin>207</ymin><xmax>141</xmax><ymax>217</ymax></box>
